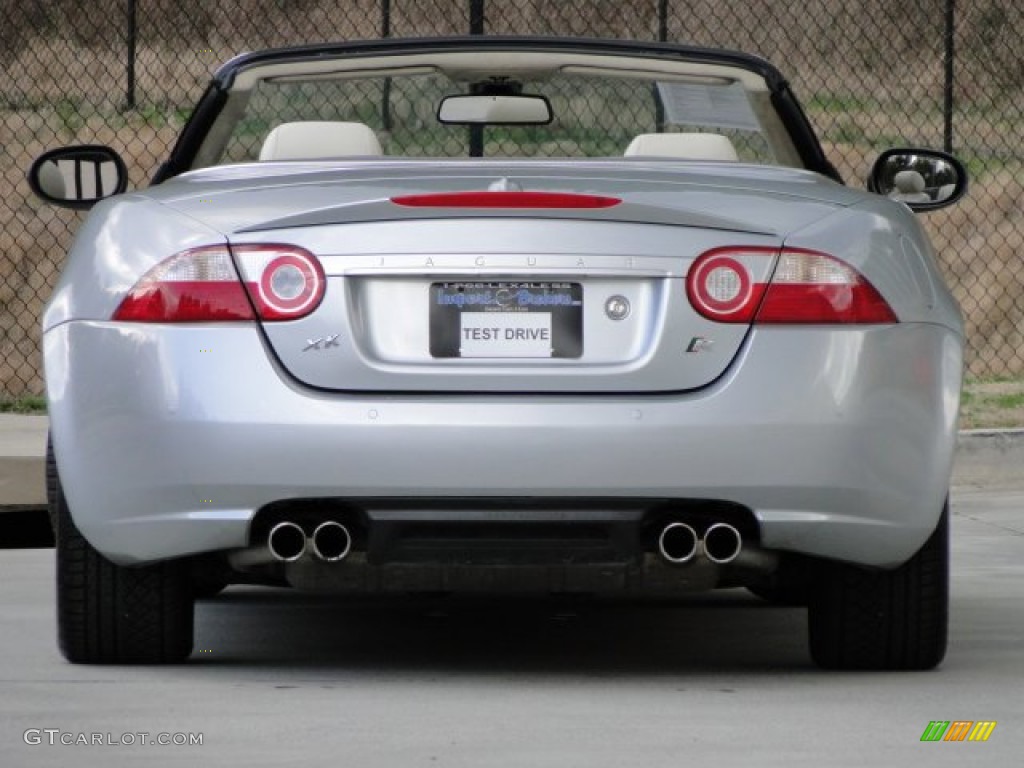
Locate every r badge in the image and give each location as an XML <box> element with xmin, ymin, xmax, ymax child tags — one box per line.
<box><xmin>686</xmin><ymin>336</ymin><xmax>714</xmax><ymax>353</ymax></box>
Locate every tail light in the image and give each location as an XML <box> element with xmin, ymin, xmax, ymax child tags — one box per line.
<box><xmin>113</xmin><ymin>244</ymin><xmax>325</xmax><ymax>322</ymax></box>
<box><xmin>233</xmin><ymin>245</ymin><xmax>326</xmax><ymax>321</ymax></box>
<box><xmin>686</xmin><ymin>247</ymin><xmax>897</xmax><ymax>325</ymax></box>
<box><xmin>687</xmin><ymin>249</ymin><xmax>768</xmax><ymax>323</ymax></box>
<box><xmin>112</xmin><ymin>246</ymin><xmax>253</xmax><ymax>322</ymax></box>
<box><xmin>391</xmin><ymin>191</ymin><xmax>621</xmax><ymax>208</ymax></box>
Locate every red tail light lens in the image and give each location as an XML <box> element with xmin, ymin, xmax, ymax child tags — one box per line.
<box><xmin>112</xmin><ymin>246</ymin><xmax>254</xmax><ymax>322</ymax></box>
<box><xmin>391</xmin><ymin>191</ymin><xmax>621</xmax><ymax>208</ymax></box>
<box><xmin>240</xmin><ymin>247</ymin><xmax>325</xmax><ymax>320</ymax></box>
<box><xmin>686</xmin><ymin>247</ymin><xmax>897</xmax><ymax>325</ymax></box>
<box><xmin>756</xmin><ymin>250</ymin><xmax>897</xmax><ymax>324</ymax></box>
<box><xmin>113</xmin><ymin>244</ymin><xmax>325</xmax><ymax>323</ymax></box>
<box><xmin>687</xmin><ymin>250</ymin><xmax>767</xmax><ymax>323</ymax></box>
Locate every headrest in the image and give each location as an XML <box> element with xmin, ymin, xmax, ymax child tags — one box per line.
<box><xmin>893</xmin><ymin>170</ymin><xmax>926</xmax><ymax>194</ymax></box>
<box><xmin>624</xmin><ymin>132</ymin><xmax>739</xmax><ymax>161</ymax></box>
<box><xmin>259</xmin><ymin>121</ymin><xmax>383</xmax><ymax>161</ymax></box>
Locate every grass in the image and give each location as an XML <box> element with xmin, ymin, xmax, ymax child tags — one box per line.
<box><xmin>137</xmin><ymin>104</ymin><xmax>193</xmax><ymax>130</ymax></box>
<box><xmin>960</xmin><ymin>378</ymin><xmax>1024</xmax><ymax>430</ymax></box>
<box><xmin>0</xmin><ymin>396</ymin><xmax>47</xmax><ymax>414</ymax></box>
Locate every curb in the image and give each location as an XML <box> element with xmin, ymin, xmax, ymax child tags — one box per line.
<box><xmin>1</xmin><ymin>416</ymin><xmax>1022</xmax><ymax>506</ymax></box>
<box><xmin>0</xmin><ymin>415</ymin><xmax>48</xmax><ymax>507</ymax></box>
<box><xmin>952</xmin><ymin>429</ymin><xmax>1024</xmax><ymax>490</ymax></box>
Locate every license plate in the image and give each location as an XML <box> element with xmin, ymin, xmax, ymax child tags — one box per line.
<box><xmin>430</xmin><ymin>282</ymin><xmax>583</xmax><ymax>358</ymax></box>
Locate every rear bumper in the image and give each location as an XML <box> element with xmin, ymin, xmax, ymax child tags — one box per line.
<box><xmin>45</xmin><ymin>320</ymin><xmax>961</xmax><ymax>568</ymax></box>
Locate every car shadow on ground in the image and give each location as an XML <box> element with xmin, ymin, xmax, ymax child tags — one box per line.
<box><xmin>191</xmin><ymin>587</ymin><xmax>815</xmax><ymax>676</ymax></box>
<box><xmin>0</xmin><ymin>506</ymin><xmax>53</xmax><ymax>549</ymax></box>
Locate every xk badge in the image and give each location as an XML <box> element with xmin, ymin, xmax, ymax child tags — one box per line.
<box><xmin>302</xmin><ymin>334</ymin><xmax>341</xmax><ymax>352</ymax></box>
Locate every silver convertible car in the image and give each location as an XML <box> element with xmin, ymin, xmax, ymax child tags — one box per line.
<box><xmin>29</xmin><ymin>37</ymin><xmax>966</xmax><ymax>668</ymax></box>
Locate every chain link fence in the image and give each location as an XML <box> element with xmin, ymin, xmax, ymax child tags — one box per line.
<box><xmin>2</xmin><ymin>0</ymin><xmax>1022</xmax><ymax>398</ymax></box>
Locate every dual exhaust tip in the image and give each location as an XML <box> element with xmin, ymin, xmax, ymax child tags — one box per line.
<box><xmin>267</xmin><ymin>520</ymin><xmax>352</xmax><ymax>563</ymax></box>
<box><xmin>657</xmin><ymin>521</ymin><xmax>742</xmax><ymax>565</ymax></box>
<box><xmin>266</xmin><ymin>518</ymin><xmax>739</xmax><ymax>566</ymax></box>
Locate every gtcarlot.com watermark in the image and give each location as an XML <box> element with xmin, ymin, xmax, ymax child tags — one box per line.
<box><xmin>24</xmin><ymin>729</ymin><xmax>202</xmax><ymax>747</ymax></box>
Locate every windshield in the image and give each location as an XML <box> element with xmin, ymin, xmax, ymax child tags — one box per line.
<box><xmin>207</xmin><ymin>70</ymin><xmax>792</xmax><ymax>166</ymax></box>
<box><xmin>183</xmin><ymin>44</ymin><xmax>814</xmax><ymax>171</ymax></box>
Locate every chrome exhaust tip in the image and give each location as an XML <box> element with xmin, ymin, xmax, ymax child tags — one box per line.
<box><xmin>310</xmin><ymin>521</ymin><xmax>352</xmax><ymax>562</ymax></box>
<box><xmin>657</xmin><ymin>522</ymin><xmax>699</xmax><ymax>565</ymax></box>
<box><xmin>267</xmin><ymin>521</ymin><xmax>307</xmax><ymax>562</ymax></box>
<box><xmin>703</xmin><ymin>522</ymin><xmax>742</xmax><ymax>564</ymax></box>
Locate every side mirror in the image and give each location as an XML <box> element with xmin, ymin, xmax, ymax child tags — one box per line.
<box><xmin>28</xmin><ymin>145</ymin><xmax>128</xmax><ymax>210</ymax></box>
<box><xmin>867</xmin><ymin>148</ymin><xmax>967</xmax><ymax>212</ymax></box>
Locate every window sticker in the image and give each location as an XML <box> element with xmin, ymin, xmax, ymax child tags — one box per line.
<box><xmin>656</xmin><ymin>82</ymin><xmax>760</xmax><ymax>131</ymax></box>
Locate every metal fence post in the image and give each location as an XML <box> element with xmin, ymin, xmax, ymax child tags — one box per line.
<box><xmin>125</xmin><ymin>0</ymin><xmax>137</xmax><ymax>110</ymax></box>
<box><xmin>655</xmin><ymin>0</ymin><xmax>668</xmax><ymax>131</ymax></box>
<box><xmin>382</xmin><ymin>0</ymin><xmax>392</xmax><ymax>132</ymax></box>
<box><xmin>468</xmin><ymin>0</ymin><xmax>485</xmax><ymax>156</ymax></box>
<box><xmin>470</xmin><ymin>0</ymin><xmax>485</xmax><ymax>34</ymax></box>
<box><xmin>943</xmin><ymin>0</ymin><xmax>955</xmax><ymax>152</ymax></box>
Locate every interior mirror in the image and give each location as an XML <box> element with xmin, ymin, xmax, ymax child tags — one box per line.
<box><xmin>867</xmin><ymin>148</ymin><xmax>967</xmax><ymax>211</ymax></box>
<box><xmin>28</xmin><ymin>145</ymin><xmax>128</xmax><ymax>210</ymax></box>
<box><xmin>438</xmin><ymin>94</ymin><xmax>553</xmax><ymax>126</ymax></box>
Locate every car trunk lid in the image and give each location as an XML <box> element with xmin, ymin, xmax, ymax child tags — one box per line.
<box><xmin>154</xmin><ymin>161</ymin><xmax>852</xmax><ymax>393</ymax></box>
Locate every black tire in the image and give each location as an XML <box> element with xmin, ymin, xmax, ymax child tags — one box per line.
<box><xmin>45</xmin><ymin>434</ymin><xmax>59</xmax><ymax>536</ymax></box>
<box><xmin>808</xmin><ymin>500</ymin><xmax>949</xmax><ymax>670</ymax></box>
<box><xmin>48</xmin><ymin>435</ymin><xmax>194</xmax><ymax>664</ymax></box>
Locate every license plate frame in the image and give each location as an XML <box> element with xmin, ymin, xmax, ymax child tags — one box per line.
<box><xmin>430</xmin><ymin>282</ymin><xmax>583</xmax><ymax>359</ymax></box>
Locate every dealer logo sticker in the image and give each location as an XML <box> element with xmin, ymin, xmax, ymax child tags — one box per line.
<box><xmin>920</xmin><ymin>720</ymin><xmax>997</xmax><ymax>742</ymax></box>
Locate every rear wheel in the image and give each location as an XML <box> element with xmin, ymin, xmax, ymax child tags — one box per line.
<box><xmin>49</xmin><ymin>436</ymin><xmax>194</xmax><ymax>664</ymax></box>
<box><xmin>807</xmin><ymin>501</ymin><xmax>949</xmax><ymax>670</ymax></box>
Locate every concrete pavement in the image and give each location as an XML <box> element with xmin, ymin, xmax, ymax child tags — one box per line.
<box><xmin>1</xmin><ymin>487</ymin><xmax>1022</xmax><ymax>766</ymax></box>
<box><xmin>1</xmin><ymin>414</ymin><xmax>1022</xmax><ymax>506</ymax></box>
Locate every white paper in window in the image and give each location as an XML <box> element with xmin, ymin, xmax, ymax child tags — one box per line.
<box><xmin>656</xmin><ymin>82</ymin><xmax>760</xmax><ymax>131</ymax></box>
